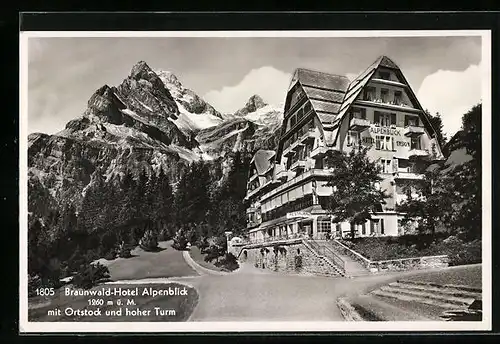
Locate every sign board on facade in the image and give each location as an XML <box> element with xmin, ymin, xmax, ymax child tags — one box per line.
<box><xmin>286</xmin><ymin>211</ymin><xmax>312</xmax><ymax>219</ymax></box>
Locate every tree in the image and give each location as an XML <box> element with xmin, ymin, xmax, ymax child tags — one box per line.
<box><xmin>399</xmin><ymin>103</ymin><xmax>482</xmax><ymax>241</ymax></box>
<box><xmin>397</xmin><ymin>168</ymin><xmax>451</xmax><ymax>237</ymax></box>
<box><xmin>325</xmin><ymin>146</ymin><xmax>389</xmax><ymax>239</ymax></box>
<box><xmin>426</xmin><ymin>110</ymin><xmax>448</xmax><ymax>149</ymax></box>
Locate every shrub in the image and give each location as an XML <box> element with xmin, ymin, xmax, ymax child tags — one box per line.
<box><xmin>172</xmin><ymin>229</ymin><xmax>188</xmax><ymax>251</ymax></box>
<box><xmin>214</xmin><ymin>252</ymin><xmax>239</xmax><ymax>271</ymax></box>
<box><xmin>197</xmin><ymin>237</ymin><xmax>210</xmax><ymax>254</ymax></box>
<box><xmin>294</xmin><ymin>255</ymin><xmax>303</xmax><ymax>271</ymax></box>
<box><xmin>72</xmin><ymin>262</ymin><xmax>111</xmax><ymax>290</ymax></box>
<box><xmin>117</xmin><ymin>241</ymin><xmax>132</xmax><ymax>258</ymax></box>
<box><xmin>139</xmin><ymin>230</ymin><xmax>159</xmax><ymax>251</ymax></box>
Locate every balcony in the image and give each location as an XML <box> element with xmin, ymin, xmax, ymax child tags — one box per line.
<box><xmin>290</xmin><ymin>159</ymin><xmax>306</xmax><ymax>171</ymax></box>
<box><xmin>248</xmin><ymin>173</ymin><xmax>258</xmax><ymax>183</ymax></box>
<box><xmin>408</xmin><ymin>149</ymin><xmax>429</xmax><ymax>159</ymax></box>
<box><xmin>349</xmin><ymin>118</ymin><xmax>371</xmax><ymax>132</ymax></box>
<box><xmin>404</xmin><ymin>125</ymin><xmax>425</xmax><ymax>137</ymax></box>
<box><xmin>276</xmin><ymin>169</ymin><xmax>289</xmax><ymax>181</ymax></box>
<box><xmin>355</xmin><ymin>99</ymin><xmax>421</xmax><ymax>114</ymax></box>
<box><xmin>299</xmin><ymin>128</ymin><xmax>316</xmax><ymax>143</ymax></box>
<box><xmin>310</xmin><ymin>146</ymin><xmax>328</xmax><ymax>159</ymax></box>
<box><xmin>393</xmin><ymin>172</ymin><xmax>424</xmax><ymax>180</ymax></box>
<box><xmin>260</xmin><ymin>169</ymin><xmax>332</xmax><ymax>202</ymax></box>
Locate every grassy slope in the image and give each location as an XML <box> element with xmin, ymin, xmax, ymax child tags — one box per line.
<box><xmin>96</xmin><ymin>240</ymin><xmax>199</xmax><ymax>281</ymax></box>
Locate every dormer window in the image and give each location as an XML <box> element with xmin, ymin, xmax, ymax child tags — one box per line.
<box><xmin>379</xmin><ymin>71</ymin><xmax>390</xmax><ymax>80</ymax></box>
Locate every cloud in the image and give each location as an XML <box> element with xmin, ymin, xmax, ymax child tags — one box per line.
<box><xmin>417</xmin><ymin>63</ymin><xmax>482</xmax><ymax>137</ymax></box>
<box><xmin>203</xmin><ymin>66</ymin><xmax>292</xmax><ymax>114</ymax></box>
<box><xmin>345</xmin><ymin>70</ymin><xmax>364</xmax><ymax>82</ymax></box>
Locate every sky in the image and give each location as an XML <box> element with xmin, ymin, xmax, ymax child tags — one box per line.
<box><xmin>27</xmin><ymin>35</ymin><xmax>483</xmax><ymax>137</ymax></box>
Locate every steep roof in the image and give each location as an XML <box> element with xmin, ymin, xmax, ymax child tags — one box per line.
<box><xmin>295</xmin><ymin>68</ymin><xmax>351</xmax><ymax>92</ymax></box>
<box><xmin>288</xmin><ymin>68</ymin><xmax>350</xmax><ymax>127</ymax></box>
<box><xmin>251</xmin><ymin>149</ymin><xmax>275</xmax><ymax>174</ymax></box>
<box><xmin>330</xmin><ymin>55</ymin><xmax>443</xmax><ymax>149</ymax></box>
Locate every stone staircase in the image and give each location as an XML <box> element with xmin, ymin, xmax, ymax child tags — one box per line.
<box><xmin>310</xmin><ymin>239</ymin><xmax>371</xmax><ymax>278</ymax></box>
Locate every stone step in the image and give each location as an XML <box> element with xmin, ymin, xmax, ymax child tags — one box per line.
<box><xmin>390</xmin><ymin>281</ymin><xmax>482</xmax><ymax>300</ymax></box>
<box><xmin>369</xmin><ymin>294</ymin><xmax>448</xmax><ymax>321</ymax></box>
<box><xmin>370</xmin><ymin>289</ymin><xmax>464</xmax><ymax>310</ymax></box>
<box><xmin>379</xmin><ymin>286</ymin><xmax>475</xmax><ymax>307</ymax></box>
<box><xmin>345</xmin><ymin>295</ymin><xmax>433</xmax><ymax>321</ymax></box>
<box><xmin>398</xmin><ymin>279</ymin><xmax>482</xmax><ymax>294</ymax></box>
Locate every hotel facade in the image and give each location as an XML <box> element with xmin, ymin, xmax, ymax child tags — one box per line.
<box><xmin>244</xmin><ymin>56</ymin><xmax>445</xmax><ymax>244</ymax></box>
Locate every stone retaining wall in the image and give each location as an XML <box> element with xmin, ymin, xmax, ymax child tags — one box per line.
<box><xmin>238</xmin><ymin>242</ymin><xmax>342</xmax><ymax>277</ymax></box>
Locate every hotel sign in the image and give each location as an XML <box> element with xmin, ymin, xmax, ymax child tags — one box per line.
<box><xmin>369</xmin><ymin>126</ymin><xmax>401</xmax><ymax>136</ymax></box>
<box><xmin>286</xmin><ymin>211</ymin><xmax>311</xmax><ymax>219</ymax></box>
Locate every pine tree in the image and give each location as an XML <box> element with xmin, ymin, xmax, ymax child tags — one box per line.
<box><xmin>426</xmin><ymin>110</ymin><xmax>447</xmax><ymax>149</ymax></box>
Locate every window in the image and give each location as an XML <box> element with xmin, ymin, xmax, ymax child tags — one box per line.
<box><xmin>380</xmin><ymin>159</ymin><xmax>392</xmax><ymax>173</ymax></box>
<box><xmin>370</xmin><ymin>219</ymin><xmax>380</xmax><ymax>234</ymax></box>
<box><xmin>318</xmin><ymin>221</ymin><xmax>331</xmax><ymax>233</ymax></box>
<box><xmin>375</xmin><ymin>135</ymin><xmax>395</xmax><ymax>151</ymax></box>
<box><xmin>297</xmin><ymin>107</ymin><xmax>304</xmax><ymax>121</ymax></box>
<box><xmin>379</xmin><ymin>71</ymin><xmax>390</xmax><ymax>80</ymax></box>
<box><xmin>374</xmin><ymin>112</ymin><xmax>395</xmax><ymax>127</ymax></box>
<box><xmin>363</xmin><ymin>86</ymin><xmax>376</xmax><ymax>101</ymax></box>
<box><xmin>347</xmin><ymin>131</ymin><xmax>360</xmax><ymax>146</ymax></box>
<box><xmin>405</xmin><ymin>115</ymin><xmax>419</xmax><ymax>127</ymax></box>
<box><xmin>355</xmin><ymin>222</ymin><xmax>367</xmax><ymax>235</ymax></box>
<box><xmin>410</xmin><ymin>136</ymin><xmax>421</xmax><ymax>150</ymax></box>
<box><xmin>394</xmin><ymin>91</ymin><xmax>402</xmax><ymax>105</ymax></box>
<box><xmin>381</xmin><ymin>88</ymin><xmax>389</xmax><ymax>103</ymax></box>
<box><xmin>304</xmin><ymin>102</ymin><xmax>312</xmax><ymax>113</ymax></box>
<box><xmin>352</xmin><ymin>107</ymin><xmax>366</xmax><ymax>119</ymax></box>
<box><xmin>290</xmin><ymin>115</ymin><xmax>297</xmax><ymax>128</ymax></box>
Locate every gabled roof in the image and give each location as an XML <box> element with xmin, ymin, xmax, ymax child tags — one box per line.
<box><xmin>332</xmin><ymin>55</ymin><xmax>443</xmax><ymax>149</ymax></box>
<box><xmin>286</xmin><ymin>68</ymin><xmax>350</xmax><ymax>127</ymax></box>
<box><xmin>251</xmin><ymin>149</ymin><xmax>275</xmax><ymax>175</ymax></box>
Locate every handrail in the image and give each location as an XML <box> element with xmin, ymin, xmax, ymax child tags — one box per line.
<box><xmin>307</xmin><ymin>238</ymin><xmax>346</xmax><ymax>273</ymax></box>
<box><xmin>331</xmin><ymin>239</ymin><xmax>373</xmax><ymax>269</ymax></box>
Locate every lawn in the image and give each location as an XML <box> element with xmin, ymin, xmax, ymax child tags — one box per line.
<box><xmin>28</xmin><ymin>282</ymin><xmax>199</xmax><ymax>322</ymax></box>
<box><xmin>403</xmin><ymin>264</ymin><xmax>482</xmax><ymax>288</ymax></box>
<box><xmin>188</xmin><ymin>246</ymin><xmax>225</xmax><ymax>272</ymax></box>
<box><xmin>340</xmin><ymin>235</ymin><xmax>481</xmax><ymax>265</ymax></box>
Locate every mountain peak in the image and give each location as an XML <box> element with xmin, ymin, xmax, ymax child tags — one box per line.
<box><xmin>130</xmin><ymin>60</ymin><xmax>156</xmax><ymax>80</ymax></box>
<box><xmin>246</xmin><ymin>94</ymin><xmax>267</xmax><ymax>110</ymax></box>
<box><xmin>155</xmin><ymin>70</ymin><xmax>182</xmax><ymax>88</ymax></box>
<box><xmin>234</xmin><ymin>95</ymin><xmax>268</xmax><ymax>117</ymax></box>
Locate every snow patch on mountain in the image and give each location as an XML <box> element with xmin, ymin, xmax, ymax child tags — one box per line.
<box><xmin>155</xmin><ymin>70</ymin><xmax>223</xmax><ymax>133</ymax></box>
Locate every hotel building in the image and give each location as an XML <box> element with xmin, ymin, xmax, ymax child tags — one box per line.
<box><xmin>244</xmin><ymin>56</ymin><xmax>445</xmax><ymax>243</ymax></box>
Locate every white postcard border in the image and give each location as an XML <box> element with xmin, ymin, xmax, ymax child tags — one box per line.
<box><xmin>19</xmin><ymin>29</ymin><xmax>492</xmax><ymax>333</ymax></box>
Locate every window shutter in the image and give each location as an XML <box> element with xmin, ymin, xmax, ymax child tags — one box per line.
<box><xmin>370</xmin><ymin>220</ymin><xmax>375</xmax><ymax>234</ymax></box>
<box><xmin>375</xmin><ymin>136</ymin><xmax>381</xmax><ymax>150</ymax></box>
<box><xmin>391</xmin><ymin>137</ymin><xmax>395</xmax><ymax>151</ymax></box>
<box><xmin>361</xmin><ymin>108</ymin><xmax>367</xmax><ymax>119</ymax></box>
<box><xmin>391</xmin><ymin>113</ymin><xmax>397</xmax><ymax>125</ymax></box>
<box><xmin>381</xmin><ymin>219</ymin><xmax>385</xmax><ymax>234</ymax></box>
<box><xmin>362</xmin><ymin>223</ymin><xmax>366</xmax><ymax>235</ymax></box>
<box><xmin>404</xmin><ymin>115</ymin><xmax>409</xmax><ymax>127</ymax></box>
<box><xmin>374</xmin><ymin>111</ymin><xmax>380</xmax><ymax>124</ymax></box>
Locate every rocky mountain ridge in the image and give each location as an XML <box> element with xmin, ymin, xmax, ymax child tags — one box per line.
<box><xmin>28</xmin><ymin>60</ymin><xmax>284</xmax><ymax>223</ymax></box>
